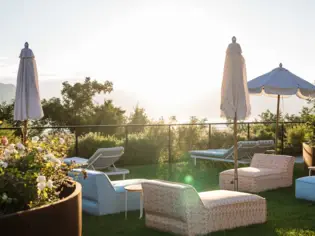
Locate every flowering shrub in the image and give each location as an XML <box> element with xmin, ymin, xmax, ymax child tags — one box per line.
<box><xmin>0</xmin><ymin>135</ymin><xmax>82</xmax><ymax>215</ymax></box>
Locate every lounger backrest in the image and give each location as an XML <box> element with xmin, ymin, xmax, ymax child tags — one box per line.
<box><xmin>238</xmin><ymin>141</ymin><xmax>257</xmax><ymax>147</ymax></box>
<box><xmin>236</xmin><ymin>141</ymin><xmax>257</xmax><ymax>158</ymax></box>
<box><xmin>236</xmin><ymin>140</ymin><xmax>275</xmax><ymax>156</ymax></box>
<box><xmin>256</xmin><ymin>140</ymin><xmax>275</xmax><ymax>153</ymax></box>
<box><xmin>87</xmin><ymin>146</ymin><xmax>124</xmax><ymax>169</ymax></box>
<box><xmin>142</xmin><ymin>180</ymin><xmax>204</xmax><ymax>222</ymax></box>
<box><xmin>68</xmin><ymin>169</ymin><xmax>115</xmax><ymax>202</ymax></box>
<box><xmin>68</xmin><ymin>169</ymin><xmax>118</xmax><ymax>215</ymax></box>
<box><xmin>250</xmin><ymin>154</ymin><xmax>295</xmax><ymax>173</ymax></box>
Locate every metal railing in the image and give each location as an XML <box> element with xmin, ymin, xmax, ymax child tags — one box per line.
<box><xmin>0</xmin><ymin>121</ymin><xmax>304</xmax><ymax>162</ymax></box>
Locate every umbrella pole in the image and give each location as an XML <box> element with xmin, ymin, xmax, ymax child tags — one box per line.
<box><xmin>23</xmin><ymin>120</ymin><xmax>28</xmax><ymax>144</ymax></box>
<box><xmin>275</xmin><ymin>95</ymin><xmax>280</xmax><ymax>154</ymax></box>
<box><xmin>233</xmin><ymin>113</ymin><xmax>238</xmax><ymax>191</ymax></box>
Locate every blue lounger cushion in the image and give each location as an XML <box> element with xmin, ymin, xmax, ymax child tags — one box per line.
<box><xmin>189</xmin><ymin>149</ymin><xmax>230</xmax><ymax>158</ymax></box>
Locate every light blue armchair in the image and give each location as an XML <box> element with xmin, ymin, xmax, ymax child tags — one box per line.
<box><xmin>69</xmin><ymin>169</ymin><xmax>147</xmax><ymax>216</ymax></box>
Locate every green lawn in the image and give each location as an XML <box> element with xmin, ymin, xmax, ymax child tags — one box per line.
<box><xmin>82</xmin><ymin>161</ymin><xmax>315</xmax><ymax>236</ymax></box>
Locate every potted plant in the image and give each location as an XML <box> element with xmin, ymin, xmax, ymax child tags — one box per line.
<box><xmin>302</xmin><ymin>114</ymin><xmax>315</xmax><ymax>175</ymax></box>
<box><xmin>0</xmin><ymin>134</ymin><xmax>85</xmax><ymax>236</ymax></box>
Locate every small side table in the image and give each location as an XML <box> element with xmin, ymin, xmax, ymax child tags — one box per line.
<box><xmin>124</xmin><ymin>184</ymin><xmax>143</xmax><ymax>219</ymax></box>
<box><xmin>308</xmin><ymin>166</ymin><xmax>315</xmax><ymax>176</ymax></box>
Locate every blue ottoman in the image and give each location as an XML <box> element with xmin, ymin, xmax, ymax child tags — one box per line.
<box><xmin>296</xmin><ymin>176</ymin><xmax>315</xmax><ymax>201</ymax></box>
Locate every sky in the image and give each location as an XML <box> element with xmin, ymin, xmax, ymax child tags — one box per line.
<box><xmin>0</xmin><ymin>0</ymin><xmax>315</xmax><ymax>121</ymax></box>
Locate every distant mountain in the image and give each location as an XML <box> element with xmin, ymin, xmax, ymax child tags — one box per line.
<box><xmin>0</xmin><ymin>83</ymin><xmax>15</xmax><ymax>103</ymax></box>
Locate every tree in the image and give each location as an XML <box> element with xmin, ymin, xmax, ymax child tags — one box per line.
<box><xmin>0</xmin><ymin>102</ymin><xmax>16</xmax><ymax>126</ymax></box>
<box><xmin>0</xmin><ymin>77</ymin><xmax>126</xmax><ymax>136</ymax></box>
<box><xmin>60</xmin><ymin>77</ymin><xmax>113</xmax><ymax>125</ymax></box>
<box><xmin>37</xmin><ymin>98</ymin><xmax>66</xmax><ymax>126</ymax></box>
<box><xmin>257</xmin><ymin>109</ymin><xmax>283</xmax><ymax>123</ymax></box>
<box><xmin>91</xmin><ymin>100</ymin><xmax>126</xmax><ymax>135</ymax></box>
<box><xmin>128</xmin><ymin>104</ymin><xmax>149</xmax><ymax>133</ymax></box>
<box><xmin>40</xmin><ymin>77</ymin><xmax>125</xmax><ymax>129</ymax></box>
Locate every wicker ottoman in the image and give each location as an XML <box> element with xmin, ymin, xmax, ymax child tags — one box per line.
<box><xmin>198</xmin><ymin>190</ymin><xmax>267</xmax><ymax>233</ymax></box>
<box><xmin>296</xmin><ymin>176</ymin><xmax>315</xmax><ymax>201</ymax></box>
<box><xmin>219</xmin><ymin>167</ymin><xmax>286</xmax><ymax>193</ymax></box>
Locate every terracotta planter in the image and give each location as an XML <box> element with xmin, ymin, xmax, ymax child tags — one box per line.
<box><xmin>303</xmin><ymin>142</ymin><xmax>315</xmax><ymax>175</ymax></box>
<box><xmin>0</xmin><ymin>182</ymin><xmax>82</xmax><ymax>236</ymax></box>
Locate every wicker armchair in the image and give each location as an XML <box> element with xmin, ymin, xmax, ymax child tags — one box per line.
<box><xmin>220</xmin><ymin>154</ymin><xmax>295</xmax><ymax>193</ymax></box>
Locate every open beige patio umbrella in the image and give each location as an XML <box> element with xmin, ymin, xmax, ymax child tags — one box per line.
<box><xmin>220</xmin><ymin>36</ymin><xmax>251</xmax><ymax>191</ymax></box>
<box><xmin>14</xmin><ymin>42</ymin><xmax>44</xmax><ymax>143</ymax></box>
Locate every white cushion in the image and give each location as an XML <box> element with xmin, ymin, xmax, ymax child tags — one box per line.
<box><xmin>220</xmin><ymin>167</ymin><xmax>281</xmax><ymax>177</ymax></box>
<box><xmin>199</xmin><ymin>190</ymin><xmax>264</xmax><ymax>209</ymax></box>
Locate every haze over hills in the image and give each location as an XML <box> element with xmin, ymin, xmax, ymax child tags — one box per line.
<box><xmin>0</xmin><ymin>83</ymin><xmax>15</xmax><ymax>103</ymax></box>
<box><xmin>0</xmin><ymin>77</ymin><xmax>310</xmax><ymax>123</ymax></box>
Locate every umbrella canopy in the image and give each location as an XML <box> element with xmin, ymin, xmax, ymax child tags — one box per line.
<box><xmin>220</xmin><ymin>36</ymin><xmax>251</xmax><ymax>190</ymax></box>
<box><xmin>248</xmin><ymin>63</ymin><xmax>315</xmax><ymax>98</ymax></box>
<box><xmin>248</xmin><ymin>63</ymin><xmax>315</xmax><ymax>152</ymax></box>
<box><xmin>14</xmin><ymin>42</ymin><xmax>43</xmax><ymax>121</ymax></box>
<box><xmin>14</xmin><ymin>42</ymin><xmax>43</xmax><ymax>143</ymax></box>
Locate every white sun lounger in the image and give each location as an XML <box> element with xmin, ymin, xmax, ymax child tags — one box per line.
<box><xmin>64</xmin><ymin>146</ymin><xmax>129</xmax><ymax>179</ymax></box>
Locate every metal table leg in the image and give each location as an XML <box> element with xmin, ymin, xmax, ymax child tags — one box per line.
<box><xmin>139</xmin><ymin>192</ymin><xmax>143</xmax><ymax>219</ymax></box>
<box><xmin>125</xmin><ymin>190</ymin><xmax>128</xmax><ymax>219</ymax></box>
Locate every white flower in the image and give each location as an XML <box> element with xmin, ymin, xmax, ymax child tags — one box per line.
<box><xmin>37</xmin><ymin>147</ymin><xmax>43</xmax><ymax>152</ymax></box>
<box><xmin>7</xmin><ymin>144</ymin><xmax>15</xmax><ymax>150</ymax></box>
<box><xmin>3</xmin><ymin>148</ymin><xmax>17</xmax><ymax>159</ymax></box>
<box><xmin>36</xmin><ymin>175</ymin><xmax>46</xmax><ymax>183</ymax></box>
<box><xmin>50</xmin><ymin>156</ymin><xmax>61</xmax><ymax>165</ymax></box>
<box><xmin>2</xmin><ymin>193</ymin><xmax>8</xmax><ymax>201</ymax></box>
<box><xmin>32</xmin><ymin>136</ymin><xmax>40</xmax><ymax>143</ymax></box>
<box><xmin>4</xmin><ymin>149</ymin><xmax>12</xmax><ymax>157</ymax></box>
<box><xmin>44</xmin><ymin>153</ymin><xmax>55</xmax><ymax>160</ymax></box>
<box><xmin>0</xmin><ymin>161</ymin><xmax>8</xmax><ymax>168</ymax></box>
<box><xmin>37</xmin><ymin>182</ymin><xmax>46</xmax><ymax>191</ymax></box>
<box><xmin>16</xmin><ymin>143</ymin><xmax>25</xmax><ymax>150</ymax></box>
<box><xmin>47</xmin><ymin>180</ymin><xmax>54</xmax><ymax>189</ymax></box>
<box><xmin>59</xmin><ymin>138</ymin><xmax>65</xmax><ymax>145</ymax></box>
<box><xmin>44</xmin><ymin>153</ymin><xmax>61</xmax><ymax>165</ymax></box>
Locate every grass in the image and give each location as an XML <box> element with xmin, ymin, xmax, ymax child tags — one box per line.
<box><xmin>82</xmin><ymin>161</ymin><xmax>315</xmax><ymax>236</ymax></box>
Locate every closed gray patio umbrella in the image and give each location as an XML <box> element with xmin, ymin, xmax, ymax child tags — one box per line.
<box><xmin>220</xmin><ymin>36</ymin><xmax>251</xmax><ymax>190</ymax></box>
<box><xmin>14</xmin><ymin>42</ymin><xmax>44</xmax><ymax>143</ymax></box>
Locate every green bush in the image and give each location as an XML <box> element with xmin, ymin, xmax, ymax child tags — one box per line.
<box><xmin>252</xmin><ymin>127</ymin><xmax>274</xmax><ymax>140</ymax></box>
<box><xmin>285</xmin><ymin>125</ymin><xmax>307</xmax><ymax>155</ymax></box>
<box><xmin>71</xmin><ymin>132</ymin><xmax>123</xmax><ymax>158</ymax></box>
<box><xmin>122</xmin><ymin>133</ymin><xmax>166</xmax><ymax>165</ymax></box>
